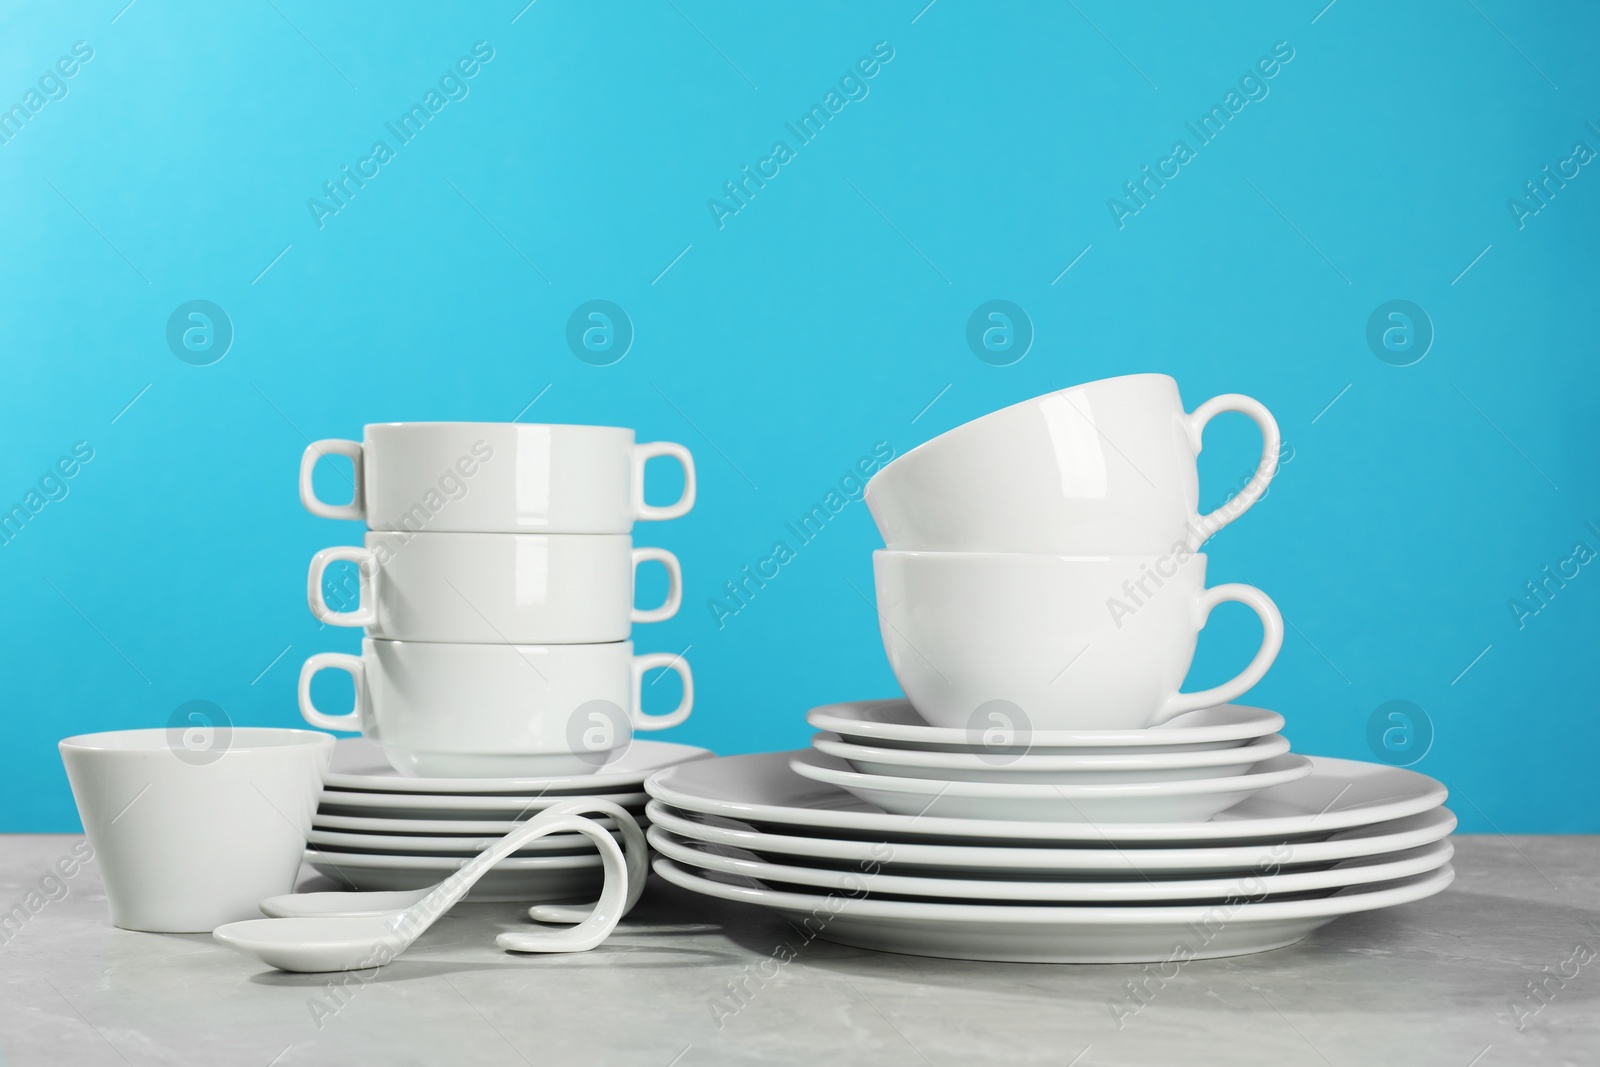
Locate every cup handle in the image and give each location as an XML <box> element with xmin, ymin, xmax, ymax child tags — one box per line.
<box><xmin>1154</xmin><ymin>584</ymin><xmax>1283</xmax><ymax>724</ymax></box>
<box><xmin>298</xmin><ymin>652</ymin><xmax>367</xmax><ymax>732</ymax></box>
<box><xmin>630</xmin><ymin>652</ymin><xmax>693</xmax><ymax>730</ymax></box>
<box><xmin>299</xmin><ymin>439</ymin><xmax>366</xmax><ymax>521</ymax></box>
<box><xmin>629</xmin><ymin>547</ymin><xmax>683</xmax><ymax>624</ymax></box>
<box><xmin>1186</xmin><ymin>395</ymin><xmax>1280</xmax><ymax>546</ymax></box>
<box><xmin>631</xmin><ymin>441</ymin><xmax>696</xmax><ymax>522</ymax></box>
<box><xmin>307</xmin><ymin>546</ymin><xmax>378</xmax><ymax>627</ymax></box>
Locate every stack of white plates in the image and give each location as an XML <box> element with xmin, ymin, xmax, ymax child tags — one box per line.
<box><xmin>643</xmin><ymin>701</ymin><xmax>1454</xmax><ymax>963</ymax></box>
<box><xmin>800</xmin><ymin>700</ymin><xmax>1313</xmax><ymax>823</ymax></box>
<box><xmin>307</xmin><ymin>738</ymin><xmax>711</xmax><ymax>901</ymax></box>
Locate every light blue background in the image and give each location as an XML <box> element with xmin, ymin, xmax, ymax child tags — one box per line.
<box><xmin>2</xmin><ymin>2</ymin><xmax>1595</xmax><ymax>832</ymax></box>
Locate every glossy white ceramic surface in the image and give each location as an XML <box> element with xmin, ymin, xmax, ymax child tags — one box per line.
<box><xmin>298</xmin><ymin>638</ymin><xmax>692</xmax><ymax>777</ymax></box>
<box><xmin>653</xmin><ymin>858</ymin><xmax>1454</xmax><ymax>963</ymax></box>
<box><xmin>811</xmin><ymin>731</ymin><xmax>1290</xmax><ymax>783</ymax></box>
<box><xmin>789</xmin><ymin>752</ymin><xmax>1313</xmax><ymax>822</ymax></box>
<box><xmin>805</xmin><ymin>699</ymin><xmax>1284</xmax><ymax>753</ymax></box>
<box><xmin>320</xmin><ymin>737</ymin><xmax>711</xmax><ymax>794</ymax></box>
<box><xmin>651</xmin><ymin>827</ymin><xmax>1453</xmax><ymax>902</ymax></box>
<box><xmin>645</xmin><ymin>801</ymin><xmax>1457</xmax><ymax>876</ymax></box>
<box><xmin>643</xmin><ymin>750</ymin><xmax>1449</xmax><ymax>844</ymax></box>
<box><xmin>874</xmin><ymin>551</ymin><xmax>1282</xmax><ymax>730</ymax></box>
<box><xmin>299</xmin><ymin>422</ymin><xmax>694</xmax><ymax>533</ymax></box>
<box><xmin>308</xmin><ymin>531</ymin><xmax>681</xmax><ymax>643</ymax></box>
<box><xmin>215</xmin><ymin>805</ymin><xmax>630</xmax><ymax>971</ymax></box>
<box><xmin>59</xmin><ymin>728</ymin><xmax>333</xmax><ymax>933</ymax></box>
<box><xmin>865</xmin><ymin>375</ymin><xmax>1279</xmax><ymax>554</ymax></box>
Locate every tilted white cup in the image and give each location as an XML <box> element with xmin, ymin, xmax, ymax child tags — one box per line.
<box><xmin>865</xmin><ymin>374</ymin><xmax>1279</xmax><ymax>554</ymax></box>
<box><xmin>299</xmin><ymin>422</ymin><xmax>695</xmax><ymax>534</ymax></box>
<box><xmin>298</xmin><ymin>638</ymin><xmax>692</xmax><ymax>778</ymax></box>
<box><xmin>873</xmin><ymin>550</ymin><xmax>1282</xmax><ymax>731</ymax></box>
<box><xmin>59</xmin><ymin>728</ymin><xmax>333</xmax><ymax>932</ymax></box>
<box><xmin>307</xmin><ymin>531</ymin><xmax>682</xmax><ymax>644</ymax></box>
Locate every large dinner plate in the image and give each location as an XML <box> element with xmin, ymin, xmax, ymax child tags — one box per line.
<box><xmin>645</xmin><ymin>801</ymin><xmax>1457</xmax><ymax>876</ymax></box>
<box><xmin>649</xmin><ymin>828</ymin><xmax>1453</xmax><ymax>903</ymax></box>
<box><xmin>322</xmin><ymin>738</ymin><xmax>713</xmax><ymax>794</ymax></box>
<box><xmin>644</xmin><ymin>751</ymin><xmax>1448</xmax><ymax>844</ymax></box>
<box><xmin>652</xmin><ymin>857</ymin><xmax>1455</xmax><ymax>963</ymax></box>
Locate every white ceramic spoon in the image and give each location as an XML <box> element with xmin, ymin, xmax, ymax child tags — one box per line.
<box><xmin>258</xmin><ymin>799</ymin><xmax>647</xmax><ymax>929</ymax></box>
<box><xmin>213</xmin><ymin>804</ymin><xmax>627</xmax><ymax>972</ymax></box>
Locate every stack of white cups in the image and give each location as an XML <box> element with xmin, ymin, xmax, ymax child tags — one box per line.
<box><xmin>295</xmin><ymin>422</ymin><xmax>697</xmax><ymax>777</ymax></box>
<box><xmin>865</xmin><ymin>374</ymin><xmax>1284</xmax><ymax>734</ymax></box>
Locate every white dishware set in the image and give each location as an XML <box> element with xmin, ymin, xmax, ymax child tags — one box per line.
<box><xmin>54</xmin><ymin>391</ymin><xmax>1454</xmax><ymax>971</ymax></box>
<box><xmin>646</xmin><ymin>376</ymin><xmax>1455</xmax><ymax>962</ymax></box>
<box><xmin>55</xmin><ymin>423</ymin><xmax>713</xmax><ymax>973</ymax></box>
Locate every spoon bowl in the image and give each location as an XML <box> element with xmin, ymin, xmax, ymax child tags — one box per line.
<box><xmin>213</xmin><ymin>915</ymin><xmax>407</xmax><ymax>973</ymax></box>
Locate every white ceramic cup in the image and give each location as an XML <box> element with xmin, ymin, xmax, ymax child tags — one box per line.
<box><xmin>307</xmin><ymin>532</ymin><xmax>681</xmax><ymax>644</ymax></box>
<box><xmin>873</xmin><ymin>550</ymin><xmax>1282</xmax><ymax>731</ymax></box>
<box><xmin>298</xmin><ymin>639</ymin><xmax>692</xmax><ymax>777</ymax></box>
<box><xmin>865</xmin><ymin>374</ymin><xmax>1279</xmax><ymax>553</ymax></box>
<box><xmin>59</xmin><ymin>728</ymin><xmax>334</xmax><ymax>933</ymax></box>
<box><xmin>299</xmin><ymin>422</ymin><xmax>695</xmax><ymax>534</ymax></box>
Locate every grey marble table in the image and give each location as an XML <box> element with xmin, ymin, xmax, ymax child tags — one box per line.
<box><xmin>0</xmin><ymin>834</ymin><xmax>1595</xmax><ymax>1066</ymax></box>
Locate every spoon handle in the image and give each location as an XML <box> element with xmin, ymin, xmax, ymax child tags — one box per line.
<box><xmin>520</xmin><ymin>799</ymin><xmax>648</xmax><ymax>925</ymax></box>
<box><xmin>497</xmin><ymin>820</ymin><xmax>629</xmax><ymax>953</ymax></box>
<box><xmin>386</xmin><ymin>807</ymin><xmax>613</xmax><ymax>942</ymax></box>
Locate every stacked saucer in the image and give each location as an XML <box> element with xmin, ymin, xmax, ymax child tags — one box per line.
<box><xmin>799</xmin><ymin>700</ymin><xmax>1308</xmax><ymax>822</ymax></box>
<box><xmin>307</xmin><ymin>738</ymin><xmax>710</xmax><ymax>901</ymax></box>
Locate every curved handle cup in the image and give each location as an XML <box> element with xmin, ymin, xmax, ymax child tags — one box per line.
<box><xmin>1154</xmin><ymin>583</ymin><xmax>1283</xmax><ymax>724</ymax></box>
<box><xmin>1186</xmin><ymin>395</ymin><xmax>1280</xmax><ymax>547</ymax></box>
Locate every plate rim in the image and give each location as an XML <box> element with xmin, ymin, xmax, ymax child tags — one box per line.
<box><xmin>811</xmin><ymin>731</ymin><xmax>1290</xmax><ymax>771</ymax></box>
<box><xmin>317</xmin><ymin>789</ymin><xmax>651</xmax><ymax>812</ymax></box>
<box><xmin>652</xmin><ymin>855</ymin><xmax>1456</xmax><ymax>924</ymax></box>
<box><xmin>322</xmin><ymin>739</ymin><xmax>713</xmax><ymax>794</ymax></box>
<box><xmin>643</xmin><ymin>800</ymin><xmax>1458</xmax><ymax>871</ymax></box>
<box><xmin>790</xmin><ymin>752</ymin><xmax>1314</xmax><ymax>798</ymax></box>
<box><xmin>303</xmin><ymin>847</ymin><xmax>602</xmax><ymax>871</ymax></box>
<box><xmin>644</xmin><ymin>750</ymin><xmax>1449</xmax><ymax>842</ymax></box>
<box><xmin>648</xmin><ymin>826</ymin><xmax>1455</xmax><ymax>901</ymax></box>
<box><xmin>806</xmin><ymin>699</ymin><xmax>1285</xmax><ymax>748</ymax></box>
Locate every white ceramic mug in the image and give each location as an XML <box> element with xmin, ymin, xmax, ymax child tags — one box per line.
<box><xmin>865</xmin><ymin>374</ymin><xmax>1279</xmax><ymax>553</ymax></box>
<box><xmin>307</xmin><ymin>532</ymin><xmax>682</xmax><ymax>644</ymax></box>
<box><xmin>298</xmin><ymin>639</ymin><xmax>693</xmax><ymax>777</ymax></box>
<box><xmin>299</xmin><ymin>422</ymin><xmax>695</xmax><ymax>534</ymax></box>
<box><xmin>59</xmin><ymin>728</ymin><xmax>333</xmax><ymax>932</ymax></box>
<box><xmin>872</xmin><ymin>550</ymin><xmax>1282</xmax><ymax>731</ymax></box>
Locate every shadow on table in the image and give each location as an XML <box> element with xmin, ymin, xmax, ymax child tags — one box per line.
<box><xmin>698</xmin><ymin>878</ymin><xmax>1600</xmax><ymax>1016</ymax></box>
